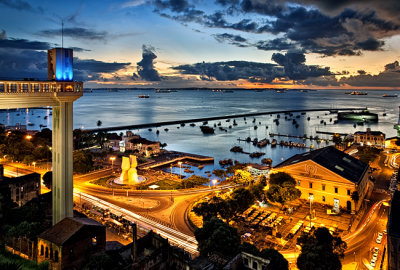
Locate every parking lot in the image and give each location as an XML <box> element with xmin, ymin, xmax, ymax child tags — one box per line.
<box><xmin>230</xmin><ymin>199</ymin><xmax>353</xmax><ymax>250</ymax></box>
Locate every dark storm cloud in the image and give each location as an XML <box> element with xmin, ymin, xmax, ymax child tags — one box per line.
<box><xmin>340</xmin><ymin>60</ymin><xmax>400</xmax><ymax>87</ymax></box>
<box><xmin>74</xmin><ymin>59</ymin><xmax>130</xmax><ymax>74</ymax></box>
<box><xmin>213</xmin><ymin>33</ymin><xmax>248</xmax><ymax>47</ymax></box>
<box><xmin>0</xmin><ymin>0</ymin><xmax>34</xmax><ymax>12</ymax></box>
<box><xmin>173</xmin><ymin>52</ymin><xmax>332</xmax><ymax>83</ymax></box>
<box><xmin>134</xmin><ymin>45</ymin><xmax>161</xmax><ymax>81</ymax></box>
<box><xmin>0</xmin><ymin>29</ymin><xmax>6</xmax><ymax>39</ymax></box>
<box><xmin>0</xmin><ymin>37</ymin><xmax>54</xmax><ymax>50</ymax></box>
<box><xmin>38</xmin><ymin>27</ymin><xmax>107</xmax><ymax>41</ymax></box>
<box><xmin>153</xmin><ymin>0</ymin><xmax>400</xmax><ymax>56</ymax></box>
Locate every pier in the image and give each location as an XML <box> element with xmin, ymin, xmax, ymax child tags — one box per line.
<box><xmin>316</xmin><ymin>131</ymin><xmax>348</xmax><ymax>136</ymax></box>
<box><xmin>138</xmin><ymin>151</ymin><xmax>214</xmax><ymax>169</ymax></box>
<box><xmin>86</xmin><ymin>107</ymin><xmax>366</xmax><ymax>133</ymax></box>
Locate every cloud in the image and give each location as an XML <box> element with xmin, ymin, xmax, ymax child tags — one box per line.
<box><xmin>0</xmin><ymin>0</ymin><xmax>34</xmax><ymax>12</ymax></box>
<box><xmin>121</xmin><ymin>0</ymin><xmax>147</xmax><ymax>8</ymax></box>
<box><xmin>339</xmin><ymin>60</ymin><xmax>400</xmax><ymax>87</ymax></box>
<box><xmin>0</xmin><ymin>37</ymin><xmax>54</xmax><ymax>50</ymax></box>
<box><xmin>134</xmin><ymin>45</ymin><xmax>161</xmax><ymax>81</ymax></box>
<box><xmin>213</xmin><ymin>33</ymin><xmax>248</xmax><ymax>47</ymax></box>
<box><xmin>173</xmin><ymin>52</ymin><xmax>332</xmax><ymax>83</ymax></box>
<box><xmin>38</xmin><ymin>27</ymin><xmax>107</xmax><ymax>41</ymax></box>
<box><xmin>0</xmin><ymin>29</ymin><xmax>6</xmax><ymax>39</ymax></box>
<box><xmin>152</xmin><ymin>0</ymin><xmax>400</xmax><ymax>56</ymax></box>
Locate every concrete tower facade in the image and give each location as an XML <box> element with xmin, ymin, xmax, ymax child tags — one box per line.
<box><xmin>0</xmin><ymin>48</ymin><xmax>82</xmax><ymax>225</ymax></box>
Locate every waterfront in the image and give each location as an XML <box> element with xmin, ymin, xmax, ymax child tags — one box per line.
<box><xmin>1</xmin><ymin>89</ymin><xmax>399</xmax><ymax>172</ymax></box>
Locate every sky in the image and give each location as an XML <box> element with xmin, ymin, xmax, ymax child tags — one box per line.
<box><xmin>1</xmin><ymin>0</ymin><xmax>400</xmax><ymax>89</ymax></box>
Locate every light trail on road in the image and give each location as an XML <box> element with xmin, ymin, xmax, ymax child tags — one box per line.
<box><xmin>74</xmin><ymin>191</ymin><xmax>199</xmax><ymax>255</ymax></box>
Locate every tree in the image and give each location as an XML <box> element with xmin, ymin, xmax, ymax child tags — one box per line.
<box><xmin>73</xmin><ymin>151</ymin><xmax>94</xmax><ymax>174</ymax></box>
<box><xmin>332</xmin><ymin>134</ymin><xmax>342</xmax><ymax>145</ymax></box>
<box><xmin>269</xmin><ymin>172</ymin><xmax>296</xmax><ymax>186</ymax></box>
<box><xmin>42</xmin><ymin>171</ymin><xmax>52</xmax><ymax>190</ymax></box>
<box><xmin>259</xmin><ymin>248</ymin><xmax>289</xmax><ymax>270</ymax></box>
<box><xmin>297</xmin><ymin>227</ymin><xmax>347</xmax><ymax>270</ymax></box>
<box><xmin>266</xmin><ymin>172</ymin><xmax>300</xmax><ymax>206</ymax></box>
<box><xmin>195</xmin><ymin>217</ymin><xmax>241</xmax><ymax>257</ymax></box>
<box><xmin>234</xmin><ymin>169</ymin><xmax>254</xmax><ymax>185</ymax></box>
<box><xmin>213</xmin><ymin>169</ymin><xmax>227</xmax><ymax>179</ymax></box>
<box><xmin>230</xmin><ymin>187</ymin><xmax>255</xmax><ymax>214</ymax></box>
<box><xmin>248</xmin><ymin>183</ymin><xmax>265</xmax><ymax>202</ymax></box>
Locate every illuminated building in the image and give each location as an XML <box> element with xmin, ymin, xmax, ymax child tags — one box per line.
<box><xmin>272</xmin><ymin>146</ymin><xmax>369</xmax><ymax>213</ymax></box>
<box><xmin>353</xmin><ymin>128</ymin><xmax>385</xmax><ymax>148</ymax></box>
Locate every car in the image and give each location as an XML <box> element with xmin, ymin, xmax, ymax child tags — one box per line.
<box><xmin>378</xmin><ymin>232</ymin><xmax>383</xmax><ymax>238</ymax></box>
<box><xmin>372</xmin><ymin>253</ymin><xmax>378</xmax><ymax>260</ymax></box>
<box><xmin>376</xmin><ymin>237</ymin><xmax>382</xmax><ymax>244</ymax></box>
<box><xmin>383</xmin><ymin>230</ymin><xmax>387</xmax><ymax>234</ymax></box>
<box><xmin>373</xmin><ymin>247</ymin><xmax>379</xmax><ymax>254</ymax></box>
<box><xmin>370</xmin><ymin>259</ymin><xmax>376</xmax><ymax>267</ymax></box>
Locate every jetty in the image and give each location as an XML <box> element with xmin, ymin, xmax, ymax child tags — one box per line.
<box><xmin>85</xmin><ymin>107</ymin><xmax>367</xmax><ymax>133</ymax></box>
<box><xmin>138</xmin><ymin>151</ymin><xmax>214</xmax><ymax>169</ymax></box>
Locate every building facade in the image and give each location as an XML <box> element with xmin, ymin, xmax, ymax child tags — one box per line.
<box><xmin>388</xmin><ymin>190</ymin><xmax>400</xmax><ymax>270</ymax></box>
<box><xmin>37</xmin><ymin>217</ymin><xmax>106</xmax><ymax>270</ymax></box>
<box><xmin>354</xmin><ymin>128</ymin><xmax>385</xmax><ymax>148</ymax></box>
<box><xmin>272</xmin><ymin>146</ymin><xmax>369</xmax><ymax>213</ymax></box>
<box><xmin>0</xmin><ymin>165</ymin><xmax>40</xmax><ymax>206</ymax></box>
<box><xmin>246</xmin><ymin>164</ymin><xmax>270</xmax><ymax>179</ymax></box>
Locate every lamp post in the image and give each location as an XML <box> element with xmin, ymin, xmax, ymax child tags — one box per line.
<box><xmin>110</xmin><ymin>156</ymin><xmax>116</xmax><ymax>173</ymax></box>
<box><xmin>178</xmin><ymin>161</ymin><xmax>182</xmax><ymax>179</ymax></box>
<box><xmin>212</xmin><ymin>179</ymin><xmax>218</xmax><ymax>189</ymax></box>
<box><xmin>32</xmin><ymin>162</ymin><xmax>36</xmax><ymax>172</ymax></box>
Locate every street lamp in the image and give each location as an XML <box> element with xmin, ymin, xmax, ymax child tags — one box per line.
<box><xmin>212</xmin><ymin>179</ymin><xmax>218</xmax><ymax>188</ymax></box>
<box><xmin>32</xmin><ymin>162</ymin><xmax>36</xmax><ymax>171</ymax></box>
<box><xmin>110</xmin><ymin>156</ymin><xmax>116</xmax><ymax>173</ymax></box>
<box><xmin>178</xmin><ymin>162</ymin><xmax>182</xmax><ymax>179</ymax></box>
<box><xmin>25</xmin><ymin>135</ymin><xmax>32</xmax><ymax>140</ymax></box>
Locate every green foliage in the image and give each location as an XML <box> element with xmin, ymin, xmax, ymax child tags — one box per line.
<box><xmin>83</xmin><ymin>253</ymin><xmax>114</xmax><ymax>270</ymax></box>
<box><xmin>0</xmin><ymin>261</ymin><xmax>23</xmax><ymax>270</ymax></box>
<box><xmin>269</xmin><ymin>172</ymin><xmax>296</xmax><ymax>186</ymax></box>
<box><xmin>212</xmin><ymin>169</ymin><xmax>227</xmax><ymax>179</ymax></box>
<box><xmin>357</xmin><ymin>146</ymin><xmax>382</xmax><ymax>164</ymax></box>
<box><xmin>258</xmin><ymin>175</ymin><xmax>267</xmax><ymax>186</ymax></box>
<box><xmin>6</xmin><ymin>221</ymin><xmax>42</xmax><ymax>240</ymax></box>
<box><xmin>195</xmin><ymin>217</ymin><xmax>241</xmax><ymax>257</ymax></box>
<box><xmin>230</xmin><ymin>187</ymin><xmax>255</xmax><ymax>213</ymax></box>
<box><xmin>331</xmin><ymin>134</ymin><xmax>342</xmax><ymax>145</ymax></box>
<box><xmin>73</xmin><ymin>151</ymin><xmax>94</xmax><ymax>174</ymax></box>
<box><xmin>234</xmin><ymin>169</ymin><xmax>254</xmax><ymax>185</ymax></box>
<box><xmin>179</xmin><ymin>175</ymin><xmax>209</xmax><ymax>189</ymax></box>
<box><xmin>42</xmin><ymin>171</ymin><xmax>52</xmax><ymax>190</ymax></box>
<box><xmin>297</xmin><ymin>227</ymin><xmax>347</xmax><ymax>270</ymax></box>
<box><xmin>248</xmin><ymin>183</ymin><xmax>265</xmax><ymax>202</ymax></box>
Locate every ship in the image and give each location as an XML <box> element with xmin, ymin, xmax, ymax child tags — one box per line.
<box><xmin>138</xmin><ymin>94</ymin><xmax>150</xmax><ymax>98</ymax></box>
<box><xmin>382</xmin><ymin>94</ymin><xmax>398</xmax><ymax>97</ymax></box>
<box><xmin>337</xmin><ymin>110</ymin><xmax>378</xmax><ymax>122</ymax></box>
<box><xmin>200</xmin><ymin>125</ymin><xmax>215</xmax><ymax>134</ymax></box>
<box><xmin>350</xmin><ymin>91</ymin><xmax>368</xmax><ymax>95</ymax></box>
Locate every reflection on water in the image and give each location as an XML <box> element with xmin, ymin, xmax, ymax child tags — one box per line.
<box><xmin>0</xmin><ymin>89</ymin><xmax>398</xmax><ymax>170</ymax></box>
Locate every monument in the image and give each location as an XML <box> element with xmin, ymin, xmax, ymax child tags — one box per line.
<box><xmin>120</xmin><ymin>155</ymin><xmax>139</xmax><ymax>184</ymax></box>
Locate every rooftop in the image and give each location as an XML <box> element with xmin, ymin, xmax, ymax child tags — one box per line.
<box><xmin>38</xmin><ymin>217</ymin><xmax>104</xmax><ymax>246</ymax></box>
<box><xmin>275</xmin><ymin>146</ymin><xmax>369</xmax><ymax>184</ymax></box>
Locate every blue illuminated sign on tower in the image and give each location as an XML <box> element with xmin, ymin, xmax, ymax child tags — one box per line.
<box><xmin>48</xmin><ymin>48</ymin><xmax>73</xmax><ymax>81</ymax></box>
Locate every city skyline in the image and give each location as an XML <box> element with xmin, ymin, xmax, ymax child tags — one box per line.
<box><xmin>1</xmin><ymin>0</ymin><xmax>400</xmax><ymax>89</ymax></box>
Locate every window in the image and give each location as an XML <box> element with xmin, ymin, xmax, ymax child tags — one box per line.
<box><xmin>243</xmin><ymin>258</ymin><xmax>249</xmax><ymax>266</ymax></box>
<box><xmin>322</xmin><ymin>185</ymin><xmax>325</xmax><ymax>191</ymax></box>
<box><xmin>40</xmin><ymin>245</ymin><xmax>44</xmax><ymax>256</ymax></box>
<box><xmin>252</xmin><ymin>261</ymin><xmax>258</xmax><ymax>269</ymax></box>
<box><xmin>322</xmin><ymin>196</ymin><xmax>326</xmax><ymax>202</ymax></box>
<box><xmin>347</xmin><ymin>190</ymin><xmax>351</xmax><ymax>196</ymax></box>
<box><xmin>297</xmin><ymin>180</ymin><xmax>301</xmax><ymax>186</ymax></box>
<box><xmin>45</xmin><ymin>247</ymin><xmax>49</xmax><ymax>258</ymax></box>
<box><xmin>54</xmin><ymin>250</ymin><xmax>59</xmax><ymax>262</ymax></box>
<box><xmin>309</xmin><ymin>182</ymin><xmax>313</xmax><ymax>189</ymax></box>
<box><xmin>335</xmin><ymin>187</ymin><xmax>338</xmax><ymax>193</ymax></box>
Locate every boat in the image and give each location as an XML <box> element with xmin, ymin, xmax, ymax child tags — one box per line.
<box><xmin>27</xmin><ymin>122</ymin><xmax>34</xmax><ymax>126</ymax></box>
<box><xmin>156</xmin><ymin>89</ymin><xmax>176</xmax><ymax>93</ymax></box>
<box><xmin>138</xmin><ymin>94</ymin><xmax>150</xmax><ymax>98</ymax></box>
<box><xmin>337</xmin><ymin>110</ymin><xmax>378</xmax><ymax>122</ymax></box>
<box><xmin>200</xmin><ymin>125</ymin><xmax>215</xmax><ymax>134</ymax></box>
<box><xmin>382</xmin><ymin>94</ymin><xmax>398</xmax><ymax>97</ymax></box>
<box><xmin>230</xmin><ymin>146</ymin><xmax>243</xmax><ymax>153</ymax></box>
<box><xmin>350</xmin><ymin>91</ymin><xmax>368</xmax><ymax>95</ymax></box>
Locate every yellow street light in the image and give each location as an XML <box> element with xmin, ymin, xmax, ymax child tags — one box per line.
<box><xmin>32</xmin><ymin>162</ymin><xmax>36</xmax><ymax>171</ymax></box>
<box><xmin>212</xmin><ymin>179</ymin><xmax>218</xmax><ymax>188</ymax></box>
<box><xmin>110</xmin><ymin>156</ymin><xmax>116</xmax><ymax>173</ymax></box>
<box><xmin>26</xmin><ymin>135</ymin><xmax>32</xmax><ymax>140</ymax></box>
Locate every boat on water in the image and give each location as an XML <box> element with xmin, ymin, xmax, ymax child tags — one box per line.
<box><xmin>350</xmin><ymin>91</ymin><xmax>368</xmax><ymax>95</ymax></box>
<box><xmin>138</xmin><ymin>94</ymin><xmax>150</xmax><ymax>98</ymax></box>
<box><xmin>382</xmin><ymin>94</ymin><xmax>398</xmax><ymax>97</ymax></box>
<box><xmin>108</xmin><ymin>89</ymin><xmax>119</xmax><ymax>92</ymax></box>
<box><xmin>337</xmin><ymin>110</ymin><xmax>378</xmax><ymax>122</ymax></box>
<box><xmin>156</xmin><ymin>89</ymin><xmax>177</xmax><ymax>93</ymax></box>
<box><xmin>200</xmin><ymin>125</ymin><xmax>215</xmax><ymax>134</ymax></box>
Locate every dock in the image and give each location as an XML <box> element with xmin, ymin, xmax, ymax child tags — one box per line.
<box><xmin>138</xmin><ymin>151</ymin><xmax>214</xmax><ymax>169</ymax></box>
<box><xmin>85</xmin><ymin>107</ymin><xmax>367</xmax><ymax>133</ymax></box>
<box><xmin>316</xmin><ymin>131</ymin><xmax>348</xmax><ymax>136</ymax></box>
